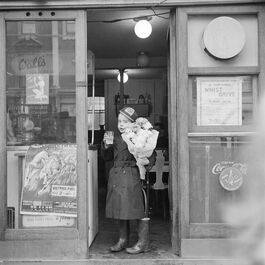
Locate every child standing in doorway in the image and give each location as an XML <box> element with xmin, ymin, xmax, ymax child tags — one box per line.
<box><xmin>101</xmin><ymin>107</ymin><xmax>156</xmax><ymax>254</ymax></box>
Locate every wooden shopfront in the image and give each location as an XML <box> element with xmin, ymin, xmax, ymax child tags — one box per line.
<box><xmin>170</xmin><ymin>3</ymin><xmax>265</xmax><ymax>257</ymax></box>
<box><xmin>0</xmin><ymin>0</ymin><xmax>264</xmax><ymax>262</ymax></box>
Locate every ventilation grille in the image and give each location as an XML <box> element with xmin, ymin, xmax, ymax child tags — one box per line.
<box><xmin>7</xmin><ymin>207</ymin><xmax>15</xmax><ymax>229</ymax></box>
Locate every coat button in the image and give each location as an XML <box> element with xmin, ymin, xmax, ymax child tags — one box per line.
<box><xmin>113</xmin><ymin>184</ymin><xmax>116</xmax><ymax>187</ymax></box>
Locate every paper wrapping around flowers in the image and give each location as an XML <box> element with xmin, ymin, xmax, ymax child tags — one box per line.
<box><xmin>122</xmin><ymin>124</ymin><xmax>159</xmax><ymax>180</ymax></box>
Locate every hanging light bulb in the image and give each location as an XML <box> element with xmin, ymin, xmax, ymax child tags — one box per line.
<box><xmin>134</xmin><ymin>19</ymin><xmax>152</xmax><ymax>39</ymax></box>
<box><xmin>137</xmin><ymin>51</ymin><xmax>149</xmax><ymax>67</ymax></box>
<box><xmin>117</xmin><ymin>72</ymin><xmax>129</xmax><ymax>83</ymax></box>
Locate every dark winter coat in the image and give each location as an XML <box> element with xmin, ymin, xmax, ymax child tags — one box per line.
<box><xmin>101</xmin><ymin>134</ymin><xmax>156</xmax><ymax>220</ymax></box>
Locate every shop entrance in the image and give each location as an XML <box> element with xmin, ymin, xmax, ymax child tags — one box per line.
<box><xmin>85</xmin><ymin>8</ymin><xmax>174</xmax><ymax>257</ymax></box>
<box><xmin>1</xmin><ymin>3</ymin><xmax>264</xmax><ymax>261</ymax></box>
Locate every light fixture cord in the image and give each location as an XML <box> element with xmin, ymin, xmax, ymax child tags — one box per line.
<box><xmin>150</xmin><ymin>7</ymin><xmax>169</xmax><ymax>19</ymax></box>
<box><xmin>87</xmin><ymin>11</ymin><xmax>169</xmax><ymax>23</ymax></box>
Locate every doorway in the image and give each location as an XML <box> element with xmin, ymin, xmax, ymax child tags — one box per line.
<box><xmin>85</xmin><ymin>8</ymin><xmax>173</xmax><ymax>257</ymax></box>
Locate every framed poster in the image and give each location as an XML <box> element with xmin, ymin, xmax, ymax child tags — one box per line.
<box><xmin>197</xmin><ymin>77</ymin><xmax>242</xmax><ymax>126</ymax></box>
<box><xmin>20</xmin><ymin>144</ymin><xmax>77</xmax><ymax>217</ymax></box>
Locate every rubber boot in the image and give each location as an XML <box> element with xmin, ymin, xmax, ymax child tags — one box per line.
<box><xmin>109</xmin><ymin>220</ymin><xmax>129</xmax><ymax>252</ymax></box>
<box><xmin>126</xmin><ymin>217</ymin><xmax>150</xmax><ymax>254</ymax></box>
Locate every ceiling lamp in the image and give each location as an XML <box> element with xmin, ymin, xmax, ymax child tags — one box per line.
<box><xmin>134</xmin><ymin>18</ymin><xmax>152</xmax><ymax>39</ymax></box>
<box><xmin>117</xmin><ymin>72</ymin><xmax>129</xmax><ymax>83</ymax></box>
<box><xmin>137</xmin><ymin>51</ymin><xmax>149</xmax><ymax>67</ymax></box>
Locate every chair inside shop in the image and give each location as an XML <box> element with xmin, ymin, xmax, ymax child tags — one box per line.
<box><xmin>149</xmin><ymin>149</ymin><xmax>169</xmax><ymax>219</ymax></box>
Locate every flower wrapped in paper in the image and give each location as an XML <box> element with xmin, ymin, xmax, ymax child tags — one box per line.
<box><xmin>122</xmin><ymin>117</ymin><xmax>159</xmax><ymax>179</ymax></box>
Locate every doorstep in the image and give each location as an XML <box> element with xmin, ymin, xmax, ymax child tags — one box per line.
<box><xmin>1</xmin><ymin>258</ymin><xmax>242</xmax><ymax>265</ymax></box>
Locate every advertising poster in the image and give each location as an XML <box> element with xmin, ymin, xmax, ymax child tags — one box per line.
<box><xmin>197</xmin><ymin>77</ymin><xmax>242</xmax><ymax>126</ymax></box>
<box><xmin>26</xmin><ymin>73</ymin><xmax>49</xmax><ymax>105</ymax></box>
<box><xmin>20</xmin><ymin>144</ymin><xmax>77</xmax><ymax>217</ymax></box>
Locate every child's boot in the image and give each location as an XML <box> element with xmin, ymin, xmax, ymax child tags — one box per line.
<box><xmin>126</xmin><ymin>217</ymin><xmax>150</xmax><ymax>254</ymax></box>
<box><xmin>109</xmin><ymin>220</ymin><xmax>129</xmax><ymax>252</ymax></box>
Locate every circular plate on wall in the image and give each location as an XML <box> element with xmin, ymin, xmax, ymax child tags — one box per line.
<box><xmin>203</xmin><ymin>16</ymin><xmax>246</xmax><ymax>59</ymax></box>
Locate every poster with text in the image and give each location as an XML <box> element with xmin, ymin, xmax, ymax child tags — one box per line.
<box><xmin>197</xmin><ymin>77</ymin><xmax>242</xmax><ymax>126</ymax></box>
<box><xmin>20</xmin><ymin>144</ymin><xmax>77</xmax><ymax>217</ymax></box>
<box><xmin>26</xmin><ymin>74</ymin><xmax>49</xmax><ymax>104</ymax></box>
<box><xmin>22</xmin><ymin>215</ymin><xmax>76</xmax><ymax>228</ymax></box>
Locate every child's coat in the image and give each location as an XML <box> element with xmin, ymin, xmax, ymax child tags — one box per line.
<box><xmin>102</xmin><ymin>134</ymin><xmax>155</xmax><ymax>220</ymax></box>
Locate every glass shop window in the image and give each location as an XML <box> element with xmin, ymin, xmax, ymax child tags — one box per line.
<box><xmin>189</xmin><ymin>76</ymin><xmax>257</xmax><ymax>132</ymax></box>
<box><xmin>189</xmin><ymin>136</ymin><xmax>250</xmax><ymax>224</ymax></box>
<box><xmin>6</xmin><ymin>21</ymin><xmax>77</xmax><ymax>229</ymax></box>
<box><xmin>6</xmin><ymin>21</ymin><xmax>76</xmax><ymax>146</ymax></box>
<box><xmin>188</xmin><ymin>75</ymin><xmax>256</xmax><ymax>226</ymax></box>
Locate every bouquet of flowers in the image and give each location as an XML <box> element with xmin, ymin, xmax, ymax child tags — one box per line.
<box><xmin>121</xmin><ymin>117</ymin><xmax>159</xmax><ymax>179</ymax></box>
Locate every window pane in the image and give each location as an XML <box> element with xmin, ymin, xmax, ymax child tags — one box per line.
<box><xmin>6</xmin><ymin>21</ymin><xmax>76</xmax><ymax>145</ymax></box>
<box><xmin>190</xmin><ymin>76</ymin><xmax>255</xmax><ymax>130</ymax></box>
<box><xmin>189</xmin><ymin>136</ymin><xmax>250</xmax><ymax>223</ymax></box>
<box><xmin>6</xmin><ymin>21</ymin><xmax>77</xmax><ymax>229</ymax></box>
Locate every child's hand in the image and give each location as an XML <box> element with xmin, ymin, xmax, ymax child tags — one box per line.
<box><xmin>103</xmin><ymin>131</ymin><xmax>114</xmax><ymax>148</ymax></box>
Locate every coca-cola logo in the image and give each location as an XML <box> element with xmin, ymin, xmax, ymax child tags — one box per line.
<box><xmin>212</xmin><ymin>161</ymin><xmax>247</xmax><ymax>175</ymax></box>
<box><xmin>212</xmin><ymin>161</ymin><xmax>247</xmax><ymax>191</ymax></box>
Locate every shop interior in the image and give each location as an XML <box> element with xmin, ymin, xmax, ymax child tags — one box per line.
<box><xmin>86</xmin><ymin>8</ymin><xmax>172</xmax><ymax>257</ymax></box>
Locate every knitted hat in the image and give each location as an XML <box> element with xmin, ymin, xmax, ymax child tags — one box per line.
<box><xmin>119</xmin><ymin>107</ymin><xmax>138</xmax><ymax>122</ymax></box>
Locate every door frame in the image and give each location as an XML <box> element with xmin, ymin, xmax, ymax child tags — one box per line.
<box><xmin>173</xmin><ymin>4</ymin><xmax>265</xmax><ymax>257</ymax></box>
<box><xmin>168</xmin><ymin>9</ymin><xmax>180</xmax><ymax>255</ymax></box>
<box><xmin>0</xmin><ymin>10</ymin><xmax>89</xmax><ymax>259</ymax></box>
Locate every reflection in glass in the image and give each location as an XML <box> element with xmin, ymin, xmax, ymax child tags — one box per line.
<box><xmin>6</xmin><ymin>21</ymin><xmax>76</xmax><ymax>146</ymax></box>
<box><xmin>6</xmin><ymin>21</ymin><xmax>77</xmax><ymax>229</ymax></box>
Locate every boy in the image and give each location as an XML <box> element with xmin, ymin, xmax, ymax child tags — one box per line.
<box><xmin>101</xmin><ymin>107</ymin><xmax>156</xmax><ymax>254</ymax></box>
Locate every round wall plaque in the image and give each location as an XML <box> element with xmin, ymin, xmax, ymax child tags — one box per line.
<box><xmin>203</xmin><ymin>16</ymin><xmax>246</xmax><ymax>59</ymax></box>
<box><xmin>219</xmin><ymin>167</ymin><xmax>243</xmax><ymax>191</ymax></box>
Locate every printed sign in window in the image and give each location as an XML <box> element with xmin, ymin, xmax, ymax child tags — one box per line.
<box><xmin>26</xmin><ymin>74</ymin><xmax>49</xmax><ymax>105</ymax></box>
<box><xmin>197</xmin><ymin>77</ymin><xmax>242</xmax><ymax>126</ymax></box>
<box><xmin>20</xmin><ymin>144</ymin><xmax>77</xmax><ymax>217</ymax></box>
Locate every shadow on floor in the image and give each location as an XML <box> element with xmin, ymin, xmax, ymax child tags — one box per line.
<box><xmin>89</xmin><ymin>187</ymin><xmax>177</xmax><ymax>259</ymax></box>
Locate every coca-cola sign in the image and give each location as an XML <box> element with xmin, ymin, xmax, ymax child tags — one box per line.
<box><xmin>219</xmin><ymin>167</ymin><xmax>243</xmax><ymax>191</ymax></box>
<box><xmin>212</xmin><ymin>161</ymin><xmax>247</xmax><ymax>175</ymax></box>
<box><xmin>212</xmin><ymin>161</ymin><xmax>247</xmax><ymax>191</ymax></box>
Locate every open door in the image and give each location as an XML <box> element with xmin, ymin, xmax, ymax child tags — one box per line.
<box><xmin>0</xmin><ymin>10</ymin><xmax>90</xmax><ymax>259</ymax></box>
